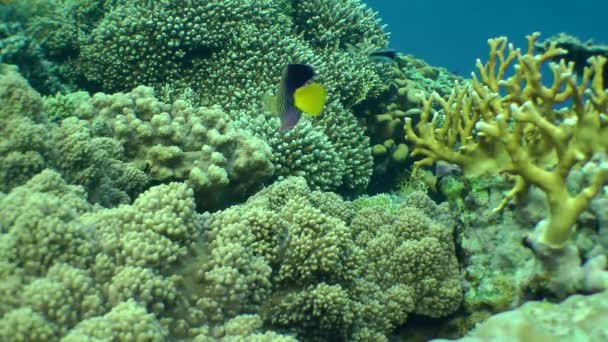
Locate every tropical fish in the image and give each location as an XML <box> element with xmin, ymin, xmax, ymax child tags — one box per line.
<box><xmin>368</xmin><ymin>49</ymin><xmax>398</xmax><ymax>63</ymax></box>
<box><xmin>435</xmin><ymin>160</ymin><xmax>462</xmax><ymax>178</ymax></box>
<box><xmin>275</xmin><ymin>63</ymin><xmax>326</xmax><ymax>131</ymax></box>
<box><xmin>344</xmin><ymin>43</ymin><xmax>399</xmax><ymax>63</ymax></box>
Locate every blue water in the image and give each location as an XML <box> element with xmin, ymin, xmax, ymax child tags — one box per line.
<box><xmin>365</xmin><ymin>0</ymin><xmax>608</xmax><ymax>76</ymax></box>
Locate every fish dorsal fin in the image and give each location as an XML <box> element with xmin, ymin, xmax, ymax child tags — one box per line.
<box><xmin>293</xmin><ymin>82</ymin><xmax>326</xmax><ymax>116</ymax></box>
<box><xmin>275</xmin><ymin>64</ymin><xmax>315</xmax><ymax>117</ymax></box>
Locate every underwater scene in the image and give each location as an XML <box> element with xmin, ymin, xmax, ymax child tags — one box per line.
<box><xmin>0</xmin><ymin>0</ymin><xmax>607</xmax><ymax>341</ymax></box>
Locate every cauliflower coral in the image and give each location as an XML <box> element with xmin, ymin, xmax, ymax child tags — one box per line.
<box><xmin>0</xmin><ymin>170</ymin><xmax>461</xmax><ymax>341</ymax></box>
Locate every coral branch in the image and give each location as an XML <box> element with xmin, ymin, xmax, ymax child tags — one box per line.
<box><xmin>404</xmin><ymin>33</ymin><xmax>608</xmax><ymax>249</ymax></box>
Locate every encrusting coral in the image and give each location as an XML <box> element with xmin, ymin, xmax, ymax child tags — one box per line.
<box><xmin>404</xmin><ymin>33</ymin><xmax>608</xmax><ymax>252</ymax></box>
<box><xmin>436</xmin><ymin>290</ymin><xmax>608</xmax><ymax>342</ymax></box>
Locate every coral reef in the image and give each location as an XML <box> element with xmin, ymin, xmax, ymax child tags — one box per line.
<box><xmin>404</xmin><ymin>33</ymin><xmax>608</xmax><ymax>252</ymax></box>
<box><xmin>197</xmin><ymin>177</ymin><xmax>462</xmax><ymax>341</ymax></box>
<box><xmin>535</xmin><ymin>32</ymin><xmax>608</xmax><ymax>81</ymax></box>
<box><xmin>0</xmin><ymin>170</ymin><xmax>192</xmax><ymax>340</ymax></box>
<box><xmin>1</xmin><ymin>64</ymin><xmax>275</xmax><ymax>208</ymax></box>
<box><xmin>356</xmin><ymin>54</ymin><xmax>463</xmax><ymax>190</ymax></box>
<box><xmin>47</xmin><ymin>85</ymin><xmax>275</xmax><ymax>209</ymax></box>
<box><xmin>435</xmin><ymin>290</ymin><xmax>608</xmax><ymax>342</ymax></box>
<box><xmin>0</xmin><ymin>64</ymin><xmax>49</xmax><ymax>191</ymax></box>
<box><xmin>0</xmin><ymin>64</ymin><xmax>150</xmax><ymax>206</ymax></box>
<box><xmin>402</xmin><ymin>34</ymin><xmax>608</xmax><ymax>335</ymax></box>
<box><xmin>0</xmin><ymin>22</ymin><xmax>65</xmax><ymax>94</ymax></box>
<box><xmin>237</xmin><ymin>100</ymin><xmax>373</xmax><ymax>192</ymax></box>
<box><xmin>431</xmin><ymin>136</ymin><xmax>608</xmax><ymax>333</ymax></box>
<box><xmin>4</xmin><ymin>0</ymin><xmax>608</xmax><ymax>339</ymax></box>
<box><xmin>0</xmin><ymin>171</ymin><xmax>461</xmax><ymax>341</ymax></box>
<box><xmin>22</xmin><ymin>0</ymin><xmax>390</xmax><ymax>113</ymax></box>
<box><xmin>3</xmin><ymin>0</ymin><xmax>390</xmax><ymax>195</ymax></box>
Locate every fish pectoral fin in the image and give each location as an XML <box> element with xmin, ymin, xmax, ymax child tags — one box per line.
<box><xmin>293</xmin><ymin>82</ymin><xmax>326</xmax><ymax>116</ymax></box>
<box><xmin>261</xmin><ymin>93</ymin><xmax>278</xmax><ymax>115</ymax></box>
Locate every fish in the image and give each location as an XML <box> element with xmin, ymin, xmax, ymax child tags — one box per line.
<box><xmin>344</xmin><ymin>43</ymin><xmax>399</xmax><ymax>63</ymax></box>
<box><xmin>368</xmin><ymin>49</ymin><xmax>398</xmax><ymax>63</ymax></box>
<box><xmin>275</xmin><ymin>64</ymin><xmax>327</xmax><ymax>131</ymax></box>
<box><xmin>435</xmin><ymin>161</ymin><xmax>462</xmax><ymax>178</ymax></box>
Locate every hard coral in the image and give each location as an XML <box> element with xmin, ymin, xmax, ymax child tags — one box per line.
<box><xmin>0</xmin><ymin>170</ymin><xmax>96</xmax><ymax>275</ymax></box>
<box><xmin>45</xmin><ymin>85</ymin><xmax>274</xmax><ymax>209</ymax></box>
<box><xmin>63</xmin><ymin>299</ymin><xmax>168</xmax><ymax>342</ymax></box>
<box><xmin>0</xmin><ymin>171</ymin><xmax>204</xmax><ymax>340</ymax></box>
<box><xmin>405</xmin><ymin>33</ymin><xmax>608</xmax><ymax>250</ymax></box>
<box><xmin>24</xmin><ymin>0</ymin><xmax>387</xmax><ymax>194</ymax></box>
<box><xmin>0</xmin><ymin>66</ymin><xmax>149</xmax><ymax>206</ymax></box>
<box><xmin>28</xmin><ymin>0</ymin><xmax>389</xmax><ymax>114</ymax></box>
<box><xmin>238</xmin><ymin>100</ymin><xmax>373</xmax><ymax>193</ymax></box>
<box><xmin>198</xmin><ymin>177</ymin><xmax>462</xmax><ymax>341</ymax></box>
<box><xmin>0</xmin><ymin>64</ymin><xmax>48</xmax><ymax>191</ymax></box>
<box><xmin>0</xmin><ymin>169</ymin><xmax>461</xmax><ymax>340</ymax></box>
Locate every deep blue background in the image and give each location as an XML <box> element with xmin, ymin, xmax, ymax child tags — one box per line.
<box><xmin>364</xmin><ymin>0</ymin><xmax>608</xmax><ymax>76</ymax></box>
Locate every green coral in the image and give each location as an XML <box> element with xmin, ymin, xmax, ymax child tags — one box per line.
<box><xmin>237</xmin><ymin>114</ymin><xmax>344</xmax><ymax>191</ymax></box>
<box><xmin>44</xmin><ymin>85</ymin><xmax>274</xmax><ymax>209</ymax></box>
<box><xmin>0</xmin><ymin>307</ymin><xmax>59</xmax><ymax>342</ymax></box>
<box><xmin>0</xmin><ymin>170</ymin><xmax>96</xmax><ymax>275</ymax></box>
<box><xmin>25</xmin><ymin>0</ymin><xmax>389</xmax><ymax>112</ymax></box>
<box><xmin>192</xmin><ymin>314</ymin><xmax>297</xmax><ymax>342</ymax></box>
<box><xmin>11</xmin><ymin>0</ymin><xmax>387</xmax><ymax>195</ymax></box>
<box><xmin>0</xmin><ymin>170</ymin><xmax>203</xmax><ymax>339</ymax></box>
<box><xmin>0</xmin><ymin>64</ymin><xmax>49</xmax><ymax>191</ymax></box>
<box><xmin>238</xmin><ymin>100</ymin><xmax>373</xmax><ymax>192</ymax></box>
<box><xmin>21</xmin><ymin>263</ymin><xmax>105</xmax><ymax>334</ymax></box>
<box><xmin>201</xmin><ymin>177</ymin><xmax>462</xmax><ymax>341</ymax></box>
<box><xmin>2</xmin><ymin>65</ymin><xmax>273</xmax><ymax>208</ymax></box>
<box><xmin>51</xmin><ymin>117</ymin><xmax>149</xmax><ymax>205</ymax></box>
<box><xmin>292</xmin><ymin>0</ymin><xmax>387</xmax><ymax>49</ymax></box>
<box><xmin>0</xmin><ymin>21</ymin><xmax>66</xmax><ymax>95</ymax></box>
<box><xmin>0</xmin><ymin>65</ymin><xmax>148</xmax><ymax>206</ymax></box>
<box><xmin>62</xmin><ymin>300</ymin><xmax>168</xmax><ymax>342</ymax></box>
<box><xmin>0</xmin><ymin>168</ymin><xmax>461</xmax><ymax>340</ymax></box>
<box><xmin>107</xmin><ymin>266</ymin><xmax>179</xmax><ymax>316</ymax></box>
<box><xmin>87</xmin><ymin>181</ymin><xmax>200</xmax><ymax>274</ymax></box>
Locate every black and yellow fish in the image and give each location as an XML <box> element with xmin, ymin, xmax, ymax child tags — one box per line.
<box><xmin>274</xmin><ymin>64</ymin><xmax>327</xmax><ymax>131</ymax></box>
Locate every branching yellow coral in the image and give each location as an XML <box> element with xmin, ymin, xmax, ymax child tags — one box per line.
<box><xmin>404</xmin><ymin>33</ymin><xmax>608</xmax><ymax>249</ymax></box>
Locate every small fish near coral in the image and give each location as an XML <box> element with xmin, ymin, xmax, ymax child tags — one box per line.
<box><xmin>273</xmin><ymin>63</ymin><xmax>327</xmax><ymax>131</ymax></box>
<box><xmin>368</xmin><ymin>49</ymin><xmax>399</xmax><ymax>63</ymax></box>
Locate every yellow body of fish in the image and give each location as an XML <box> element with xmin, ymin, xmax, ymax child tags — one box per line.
<box><xmin>263</xmin><ymin>81</ymin><xmax>327</xmax><ymax>117</ymax></box>
<box><xmin>293</xmin><ymin>82</ymin><xmax>326</xmax><ymax>116</ymax></box>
